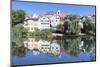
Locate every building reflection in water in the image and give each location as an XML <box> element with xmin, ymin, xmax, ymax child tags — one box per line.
<box><xmin>24</xmin><ymin>38</ymin><xmax>61</xmax><ymax>56</ymax></box>
<box><xmin>23</xmin><ymin>37</ymin><xmax>95</xmax><ymax>57</ymax></box>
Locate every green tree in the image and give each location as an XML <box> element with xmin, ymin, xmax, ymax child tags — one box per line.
<box><xmin>27</xmin><ymin>29</ymin><xmax>52</xmax><ymax>40</ymax></box>
<box><xmin>56</xmin><ymin>24</ymin><xmax>64</xmax><ymax>33</ymax></box>
<box><xmin>64</xmin><ymin>15</ymin><xmax>81</xmax><ymax>34</ymax></box>
<box><xmin>12</xmin><ymin>24</ymin><xmax>27</xmax><ymax>46</ymax></box>
<box><xmin>83</xmin><ymin>17</ymin><xmax>96</xmax><ymax>34</ymax></box>
<box><xmin>12</xmin><ymin>10</ymin><xmax>26</xmax><ymax>26</ymax></box>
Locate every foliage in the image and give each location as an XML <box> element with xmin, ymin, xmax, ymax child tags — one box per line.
<box><xmin>56</xmin><ymin>24</ymin><xmax>64</xmax><ymax>33</ymax></box>
<box><xmin>12</xmin><ymin>24</ymin><xmax>28</xmax><ymax>46</ymax></box>
<box><xmin>64</xmin><ymin>15</ymin><xmax>81</xmax><ymax>34</ymax></box>
<box><xmin>12</xmin><ymin>10</ymin><xmax>26</xmax><ymax>26</ymax></box>
<box><xmin>27</xmin><ymin>29</ymin><xmax>52</xmax><ymax>40</ymax></box>
<box><xmin>83</xmin><ymin>17</ymin><xmax>96</xmax><ymax>34</ymax></box>
<box><xmin>68</xmin><ymin>20</ymin><xmax>81</xmax><ymax>34</ymax></box>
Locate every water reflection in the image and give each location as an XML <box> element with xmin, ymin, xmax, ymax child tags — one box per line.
<box><xmin>12</xmin><ymin>36</ymin><xmax>96</xmax><ymax>65</ymax></box>
<box><xmin>24</xmin><ymin>38</ymin><xmax>61</xmax><ymax>56</ymax></box>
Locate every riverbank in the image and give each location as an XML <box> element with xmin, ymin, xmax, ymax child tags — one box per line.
<box><xmin>27</xmin><ymin>29</ymin><xmax>95</xmax><ymax>40</ymax></box>
<box><xmin>51</xmin><ymin>33</ymin><xmax>95</xmax><ymax>39</ymax></box>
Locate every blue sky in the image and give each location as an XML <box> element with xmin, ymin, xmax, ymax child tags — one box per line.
<box><xmin>12</xmin><ymin>1</ymin><xmax>96</xmax><ymax>16</ymax></box>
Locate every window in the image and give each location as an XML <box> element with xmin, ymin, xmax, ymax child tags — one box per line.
<box><xmin>41</xmin><ymin>23</ymin><xmax>49</xmax><ymax>25</ymax></box>
<box><xmin>56</xmin><ymin>47</ymin><xmax>58</xmax><ymax>49</ymax></box>
<box><xmin>56</xmin><ymin>20</ymin><xmax>58</xmax><ymax>22</ymax></box>
<box><xmin>41</xmin><ymin>47</ymin><xmax>44</xmax><ymax>49</ymax></box>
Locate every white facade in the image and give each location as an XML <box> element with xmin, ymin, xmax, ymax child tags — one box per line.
<box><xmin>23</xmin><ymin>16</ymin><xmax>51</xmax><ymax>32</ymax></box>
<box><xmin>23</xmin><ymin>19</ymin><xmax>39</xmax><ymax>32</ymax></box>
<box><xmin>50</xmin><ymin>15</ymin><xmax>60</xmax><ymax>27</ymax></box>
<box><xmin>23</xmin><ymin>10</ymin><xmax>67</xmax><ymax>32</ymax></box>
<box><xmin>38</xmin><ymin>16</ymin><xmax>51</xmax><ymax>29</ymax></box>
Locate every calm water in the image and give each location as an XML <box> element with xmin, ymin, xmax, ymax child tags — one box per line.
<box><xmin>11</xmin><ymin>36</ymin><xmax>96</xmax><ymax>66</ymax></box>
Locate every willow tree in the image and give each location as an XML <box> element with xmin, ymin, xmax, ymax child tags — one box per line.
<box><xmin>64</xmin><ymin>15</ymin><xmax>81</xmax><ymax>34</ymax></box>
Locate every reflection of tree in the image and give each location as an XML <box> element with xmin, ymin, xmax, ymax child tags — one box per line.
<box><xmin>56</xmin><ymin>36</ymin><xmax>95</xmax><ymax>57</ymax></box>
<box><xmin>12</xmin><ymin>43</ymin><xmax>26</xmax><ymax>57</ymax></box>
<box><xmin>67</xmin><ymin>37</ymin><xmax>81</xmax><ymax>56</ymax></box>
<box><xmin>82</xmin><ymin>37</ymin><xmax>95</xmax><ymax>52</ymax></box>
<box><xmin>57</xmin><ymin>37</ymin><xmax>81</xmax><ymax>56</ymax></box>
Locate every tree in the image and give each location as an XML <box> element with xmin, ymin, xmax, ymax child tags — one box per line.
<box><xmin>12</xmin><ymin>24</ymin><xmax>28</xmax><ymax>46</ymax></box>
<box><xmin>68</xmin><ymin>20</ymin><xmax>81</xmax><ymax>34</ymax></box>
<box><xmin>64</xmin><ymin>15</ymin><xmax>81</xmax><ymax>34</ymax></box>
<box><xmin>64</xmin><ymin>20</ymin><xmax>69</xmax><ymax>33</ymax></box>
<box><xmin>83</xmin><ymin>17</ymin><xmax>96</xmax><ymax>34</ymax></box>
<box><xmin>12</xmin><ymin>10</ymin><xmax>26</xmax><ymax>26</ymax></box>
<box><xmin>56</xmin><ymin>24</ymin><xmax>64</xmax><ymax>33</ymax></box>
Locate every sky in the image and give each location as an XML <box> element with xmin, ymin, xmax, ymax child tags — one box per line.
<box><xmin>12</xmin><ymin>1</ymin><xmax>96</xmax><ymax>16</ymax></box>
